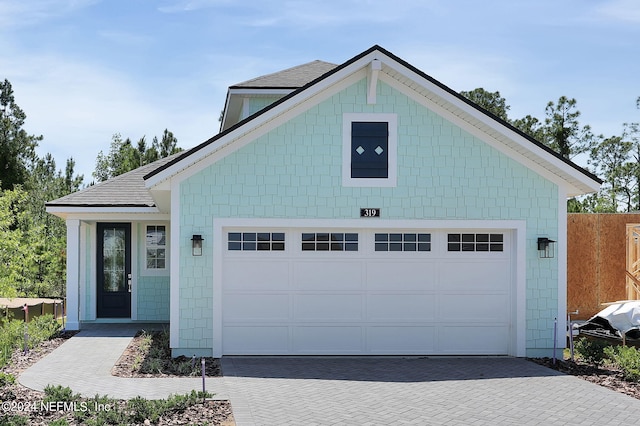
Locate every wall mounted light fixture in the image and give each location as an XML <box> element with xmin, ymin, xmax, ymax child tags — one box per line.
<box><xmin>537</xmin><ymin>237</ymin><xmax>556</xmax><ymax>259</ymax></box>
<box><xmin>191</xmin><ymin>234</ymin><xmax>204</xmax><ymax>256</ymax></box>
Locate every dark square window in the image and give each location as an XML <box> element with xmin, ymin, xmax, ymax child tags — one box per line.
<box><xmin>351</xmin><ymin>122</ymin><xmax>388</xmax><ymax>178</ymax></box>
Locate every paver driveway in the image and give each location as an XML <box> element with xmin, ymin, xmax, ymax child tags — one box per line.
<box><xmin>221</xmin><ymin>356</ymin><xmax>640</xmax><ymax>426</ymax></box>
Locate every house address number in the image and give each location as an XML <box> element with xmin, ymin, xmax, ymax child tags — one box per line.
<box><xmin>360</xmin><ymin>208</ymin><xmax>380</xmax><ymax>218</ymax></box>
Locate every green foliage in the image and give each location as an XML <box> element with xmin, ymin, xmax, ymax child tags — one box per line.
<box><xmin>0</xmin><ymin>371</ymin><xmax>15</xmax><ymax>386</ymax></box>
<box><xmin>93</xmin><ymin>130</ymin><xmax>182</xmax><ymax>182</ymax></box>
<box><xmin>543</xmin><ymin>96</ymin><xmax>595</xmax><ymax>159</ymax></box>
<box><xmin>0</xmin><ymin>315</ymin><xmax>60</xmax><ymax>368</ymax></box>
<box><xmin>127</xmin><ymin>390</ymin><xmax>212</xmax><ymax>424</ymax></box>
<box><xmin>460</xmin><ymin>88</ymin><xmax>510</xmax><ymax>121</ymax></box>
<box><xmin>605</xmin><ymin>345</ymin><xmax>640</xmax><ymax>382</ymax></box>
<box><xmin>574</xmin><ymin>337</ymin><xmax>610</xmax><ymax>366</ymax></box>
<box><xmin>0</xmin><ymin>79</ymin><xmax>42</xmax><ymax>190</ymax></box>
<box><xmin>0</xmin><ymin>415</ymin><xmax>29</xmax><ymax>426</ymax></box>
<box><xmin>43</xmin><ymin>385</ymin><xmax>78</xmax><ymax>403</ymax></box>
<box><xmin>46</xmin><ymin>419</ymin><xmax>69</xmax><ymax>426</ymax></box>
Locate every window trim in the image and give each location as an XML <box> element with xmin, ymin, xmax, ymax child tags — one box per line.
<box><xmin>142</xmin><ymin>223</ymin><xmax>169</xmax><ymax>276</ymax></box>
<box><xmin>343</xmin><ymin>113</ymin><xmax>397</xmax><ymax>187</ymax></box>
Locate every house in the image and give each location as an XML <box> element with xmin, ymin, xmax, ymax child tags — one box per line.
<box><xmin>46</xmin><ymin>45</ymin><xmax>601</xmax><ymax>358</ymax></box>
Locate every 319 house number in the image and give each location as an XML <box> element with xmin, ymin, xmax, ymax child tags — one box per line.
<box><xmin>360</xmin><ymin>208</ymin><xmax>380</xmax><ymax>218</ymax></box>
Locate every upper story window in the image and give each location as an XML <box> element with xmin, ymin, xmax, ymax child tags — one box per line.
<box><xmin>343</xmin><ymin>113</ymin><xmax>397</xmax><ymax>187</ymax></box>
<box><xmin>146</xmin><ymin>225</ymin><xmax>167</xmax><ymax>269</ymax></box>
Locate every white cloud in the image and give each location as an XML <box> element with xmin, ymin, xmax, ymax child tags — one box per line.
<box><xmin>593</xmin><ymin>0</ymin><xmax>640</xmax><ymax>23</ymax></box>
<box><xmin>0</xmin><ymin>0</ymin><xmax>98</xmax><ymax>28</ymax></box>
<box><xmin>158</xmin><ymin>0</ymin><xmax>232</xmax><ymax>13</ymax></box>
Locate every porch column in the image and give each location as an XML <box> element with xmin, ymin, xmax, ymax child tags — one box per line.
<box><xmin>65</xmin><ymin>219</ymin><xmax>81</xmax><ymax>330</ymax></box>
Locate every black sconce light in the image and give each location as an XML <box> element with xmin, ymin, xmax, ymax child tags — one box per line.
<box><xmin>537</xmin><ymin>237</ymin><xmax>556</xmax><ymax>259</ymax></box>
<box><xmin>191</xmin><ymin>235</ymin><xmax>204</xmax><ymax>256</ymax></box>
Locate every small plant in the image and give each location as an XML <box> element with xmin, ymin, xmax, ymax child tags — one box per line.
<box><xmin>43</xmin><ymin>385</ymin><xmax>78</xmax><ymax>403</ymax></box>
<box><xmin>0</xmin><ymin>372</ymin><xmax>16</xmax><ymax>387</ymax></box>
<box><xmin>144</xmin><ymin>358</ymin><xmax>164</xmax><ymax>374</ymax></box>
<box><xmin>574</xmin><ymin>337</ymin><xmax>611</xmax><ymax>366</ymax></box>
<box><xmin>605</xmin><ymin>345</ymin><xmax>640</xmax><ymax>382</ymax></box>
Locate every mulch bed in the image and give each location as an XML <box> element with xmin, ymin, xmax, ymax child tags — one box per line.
<box><xmin>530</xmin><ymin>357</ymin><xmax>640</xmax><ymax>400</ymax></box>
<box><xmin>112</xmin><ymin>330</ymin><xmax>222</xmax><ymax>378</ymax></box>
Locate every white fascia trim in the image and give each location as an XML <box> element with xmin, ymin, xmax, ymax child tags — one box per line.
<box><xmin>50</xmin><ymin>212</ymin><xmax>170</xmax><ymax>222</ymax></box>
<box><xmin>46</xmin><ymin>206</ymin><xmax>161</xmax><ymax>217</ymax></box>
<box><xmin>146</xmin><ymin>53</ymin><xmax>383</xmax><ymax>189</ymax></box>
<box><xmin>169</xmin><ymin>179</ymin><xmax>181</xmax><ymax>349</ymax></box>
<box><xmin>227</xmin><ymin>88</ymin><xmax>294</xmax><ymax>96</ymax></box>
<box><xmin>148</xmin><ymin>70</ymin><xmax>368</xmax><ymax>189</ymax></box>
<box><xmin>378</xmin><ymin>67</ymin><xmax>600</xmax><ymax>196</ymax></box>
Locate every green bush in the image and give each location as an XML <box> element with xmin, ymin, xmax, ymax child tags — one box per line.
<box><xmin>574</xmin><ymin>337</ymin><xmax>611</xmax><ymax>366</ymax></box>
<box><xmin>605</xmin><ymin>345</ymin><xmax>640</xmax><ymax>382</ymax></box>
<box><xmin>0</xmin><ymin>314</ymin><xmax>61</xmax><ymax>368</ymax></box>
<box><xmin>43</xmin><ymin>385</ymin><xmax>78</xmax><ymax>404</ymax></box>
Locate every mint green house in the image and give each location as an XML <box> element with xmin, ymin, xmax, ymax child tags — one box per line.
<box><xmin>47</xmin><ymin>46</ymin><xmax>600</xmax><ymax>358</ymax></box>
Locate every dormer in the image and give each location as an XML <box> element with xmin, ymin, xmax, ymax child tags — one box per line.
<box><xmin>220</xmin><ymin>60</ymin><xmax>337</xmax><ymax>131</ymax></box>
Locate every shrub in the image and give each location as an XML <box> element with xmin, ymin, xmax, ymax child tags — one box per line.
<box><xmin>0</xmin><ymin>372</ymin><xmax>15</xmax><ymax>387</ymax></box>
<box><xmin>43</xmin><ymin>385</ymin><xmax>78</xmax><ymax>403</ymax></box>
<box><xmin>574</xmin><ymin>337</ymin><xmax>610</xmax><ymax>366</ymax></box>
<box><xmin>605</xmin><ymin>345</ymin><xmax>640</xmax><ymax>382</ymax></box>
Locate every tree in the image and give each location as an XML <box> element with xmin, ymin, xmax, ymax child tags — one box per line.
<box><xmin>589</xmin><ymin>135</ymin><xmax>632</xmax><ymax>211</ymax></box>
<box><xmin>0</xmin><ymin>79</ymin><xmax>42</xmax><ymax>189</ymax></box>
<box><xmin>460</xmin><ymin>88</ymin><xmax>510</xmax><ymax>121</ymax></box>
<box><xmin>93</xmin><ymin>130</ymin><xmax>182</xmax><ymax>182</ymax></box>
<box><xmin>512</xmin><ymin>115</ymin><xmax>545</xmax><ymax>142</ymax></box>
<box><xmin>542</xmin><ymin>96</ymin><xmax>594</xmax><ymax>159</ymax></box>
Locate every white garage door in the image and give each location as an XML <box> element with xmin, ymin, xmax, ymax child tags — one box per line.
<box><xmin>220</xmin><ymin>227</ymin><xmax>512</xmax><ymax>355</ymax></box>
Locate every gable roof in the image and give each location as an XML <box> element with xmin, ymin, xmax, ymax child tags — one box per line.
<box><xmin>144</xmin><ymin>45</ymin><xmax>601</xmax><ymax>196</ymax></box>
<box><xmin>47</xmin><ymin>45</ymin><xmax>601</xmax><ymax>215</ymax></box>
<box><xmin>46</xmin><ymin>152</ymin><xmax>181</xmax><ymax>209</ymax></box>
<box><xmin>231</xmin><ymin>60</ymin><xmax>338</xmax><ymax>89</ymax></box>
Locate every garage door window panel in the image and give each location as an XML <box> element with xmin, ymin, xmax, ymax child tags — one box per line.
<box><xmin>228</xmin><ymin>232</ymin><xmax>285</xmax><ymax>251</ymax></box>
<box><xmin>302</xmin><ymin>233</ymin><xmax>358</xmax><ymax>251</ymax></box>
<box><xmin>375</xmin><ymin>233</ymin><xmax>431</xmax><ymax>252</ymax></box>
<box><xmin>447</xmin><ymin>233</ymin><xmax>503</xmax><ymax>252</ymax></box>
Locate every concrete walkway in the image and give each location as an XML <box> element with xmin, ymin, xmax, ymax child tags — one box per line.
<box><xmin>18</xmin><ymin>324</ymin><xmax>227</xmax><ymax>400</ymax></box>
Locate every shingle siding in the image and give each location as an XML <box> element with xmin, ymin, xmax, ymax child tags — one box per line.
<box><xmin>176</xmin><ymin>78</ymin><xmax>559</xmax><ymax>356</ymax></box>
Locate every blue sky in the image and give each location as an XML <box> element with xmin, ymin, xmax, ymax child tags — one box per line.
<box><xmin>1</xmin><ymin>0</ymin><xmax>639</xmax><ymax>184</ymax></box>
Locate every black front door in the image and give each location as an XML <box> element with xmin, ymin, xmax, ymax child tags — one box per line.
<box><xmin>97</xmin><ymin>223</ymin><xmax>131</xmax><ymax>318</ymax></box>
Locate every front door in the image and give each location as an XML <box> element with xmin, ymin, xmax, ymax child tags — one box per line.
<box><xmin>97</xmin><ymin>223</ymin><xmax>131</xmax><ymax>318</ymax></box>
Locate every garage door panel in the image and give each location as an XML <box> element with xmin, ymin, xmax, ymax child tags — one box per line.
<box><xmin>223</xmin><ymin>260</ymin><xmax>290</xmax><ymax>290</ymax></box>
<box><xmin>223</xmin><ymin>326</ymin><xmax>289</xmax><ymax>354</ymax></box>
<box><xmin>293</xmin><ymin>261</ymin><xmax>362</xmax><ymax>290</ymax></box>
<box><xmin>366</xmin><ymin>262</ymin><xmax>437</xmax><ymax>291</ymax></box>
<box><xmin>439</xmin><ymin>294</ymin><xmax>510</xmax><ymax>322</ymax></box>
<box><xmin>294</xmin><ymin>294</ymin><xmax>362</xmax><ymax>321</ymax></box>
<box><xmin>439</xmin><ymin>261</ymin><xmax>510</xmax><ymax>291</ymax></box>
<box><xmin>293</xmin><ymin>326</ymin><xmax>362</xmax><ymax>353</ymax></box>
<box><xmin>221</xmin><ymin>227</ymin><xmax>513</xmax><ymax>356</ymax></box>
<box><xmin>438</xmin><ymin>325</ymin><xmax>509</xmax><ymax>354</ymax></box>
<box><xmin>223</xmin><ymin>294</ymin><xmax>289</xmax><ymax>321</ymax></box>
<box><xmin>367</xmin><ymin>326</ymin><xmax>435</xmax><ymax>353</ymax></box>
<box><xmin>367</xmin><ymin>294</ymin><xmax>436</xmax><ymax>321</ymax></box>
